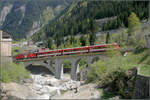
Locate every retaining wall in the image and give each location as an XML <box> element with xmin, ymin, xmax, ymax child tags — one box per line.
<box><xmin>132</xmin><ymin>70</ymin><xmax>150</xmax><ymax>99</ymax></box>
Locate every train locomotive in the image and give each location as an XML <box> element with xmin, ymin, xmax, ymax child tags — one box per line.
<box><xmin>15</xmin><ymin>43</ymin><xmax>120</xmax><ymax>61</ymax></box>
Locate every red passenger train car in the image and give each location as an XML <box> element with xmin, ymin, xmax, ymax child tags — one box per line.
<box><xmin>15</xmin><ymin>43</ymin><xmax>120</xmax><ymax>61</ymax></box>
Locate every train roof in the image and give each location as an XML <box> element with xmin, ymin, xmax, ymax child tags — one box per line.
<box><xmin>45</xmin><ymin>43</ymin><xmax>118</xmax><ymax>51</ymax></box>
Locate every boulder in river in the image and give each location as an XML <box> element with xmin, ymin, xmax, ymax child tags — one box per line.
<box><xmin>1</xmin><ymin>82</ymin><xmax>38</xmax><ymax>100</ymax></box>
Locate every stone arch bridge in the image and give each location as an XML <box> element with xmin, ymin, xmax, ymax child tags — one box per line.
<box><xmin>23</xmin><ymin>52</ymin><xmax>107</xmax><ymax>80</ymax></box>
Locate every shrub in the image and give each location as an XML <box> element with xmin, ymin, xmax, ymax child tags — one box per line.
<box><xmin>87</xmin><ymin>60</ymin><xmax>107</xmax><ymax>82</ymax></box>
<box><xmin>140</xmin><ymin>64</ymin><xmax>150</xmax><ymax>76</ymax></box>
<box><xmin>63</xmin><ymin>60</ymin><xmax>71</xmax><ymax>68</ymax></box>
<box><xmin>87</xmin><ymin>49</ymin><xmax>149</xmax><ymax>98</ymax></box>
<box><xmin>1</xmin><ymin>62</ymin><xmax>30</xmax><ymax>83</ymax></box>
<box><xmin>79</xmin><ymin>58</ymin><xmax>87</xmax><ymax>71</ymax></box>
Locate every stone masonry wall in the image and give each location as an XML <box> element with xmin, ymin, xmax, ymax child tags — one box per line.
<box><xmin>132</xmin><ymin>74</ymin><xmax>150</xmax><ymax>99</ymax></box>
<box><xmin>1</xmin><ymin>40</ymin><xmax>12</xmax><ymax>57</ymax></box>
<box><xmin>0</xmin><ymin>30</ymin><xmax>12</xmax><ymax>57</ymax></box>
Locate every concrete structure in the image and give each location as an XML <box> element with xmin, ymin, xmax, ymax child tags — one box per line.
<box><xmin>0</xmin><ymin>30</ymin><xmax>12</xmax><ymax>57</ymax></box>
<box><xmin>24</xmin><ymin>53</ymin><xmax>106</xmax><ymax>80</ymax></box>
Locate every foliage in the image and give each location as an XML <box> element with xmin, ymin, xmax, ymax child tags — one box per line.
<box><xmin>87</xmin><ymin>48</ymin><xmax>149</xmax><ymax>98</ymax></box>
<box><xmin>63</xmin><ymin>60</ymin><xmax>71</xmax><ymax>68</ymax></box>
<box><xmin>46</xmin><ymin>33</ymin><xmax>93</xmax><ymax>49</ymax></box>
<box><xmin>98</xmin><ymin>89</ymin><xmax>117</xmax><ymax>99</ymax></box>
<box><xmin>140</xmin><ymin>64</ymin><xmax>150</xmax><ymax>76</ymax></box>
<box><xmin>32</xmin><ymin>0</ymin><xmax>148</xmax><ymax>48</ymax></box>
<box><xmin>12</xmin><ymin>46</ymin><xmax>23</xmax><ymax>56</ymax></box>
<box><xmin>79</xmin><ymin>58</ymin><xmax>87</xmax><ymax>71</ymax></box>
<box><xmin>108</xmin><ymin>29</ymin><xmax>128</xmax><ymax>48</ymax></box>
<box><xmin>101</xmin><ymin>1</ymin><xmax>148</xmax><ymax>31</ymax></box>
<box><xmin>106</xmin><ymin>32</ymin><xmax>111</xmax><ymax>44</ymax></box>
<box><xmin>87</xmin><ymin>60</ymin><xmax>107</xmax><ymax>82</ymax></box>
<box><xmin>1</xmin><ymin>62</ymin><xmax>30</xmax><ymax>83</ymax></box>
<box><xmin>46</xmin><ymin>37</ymin><xmax>57</xmax><ymax>50</ymax></box>
<box><xmin>106</xmin><ymin>12</ymin><xmax>148</xmax><ymax>50</ymax></box>
<box><xmin>128</xmin><ymin>12</ymin><xmax>141</xmax><ymax>35</ymax></box>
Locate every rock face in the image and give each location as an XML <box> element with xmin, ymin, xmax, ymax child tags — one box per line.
<box><xmin>27</xmin><ymin>21</ymin><xmax>41</xmax><ymax>38</ymax></box>
<box><xmin>0</xmin><ymin>4</ymin><xmax>13</xmax><ymax>26</ymax></box>
<box><xmin>0</xmin><ymin>0</ymin><xmax>71</xmax><ymax>39</ymax></box>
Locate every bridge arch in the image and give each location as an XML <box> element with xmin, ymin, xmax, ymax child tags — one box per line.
<box><xmin>24</xmin><ymin>61</ymin><xmax>55</xmax><ymax>75</ymax></box>
<box><xmin>26</xmin><ymin>64</ymin><xmax>53</xmax><ymax>75</ymax></box>
<box><xmin>70</xmin><ymin>57</ymin><xmax>90</xmax><ymax>80</ymax></box>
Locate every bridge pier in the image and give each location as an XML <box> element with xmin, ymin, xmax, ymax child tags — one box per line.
<box><xmin>71</xmin><ymin>62</ymin><xmax>80</xmax><ymax>80</ymax></box>
<box><xmin>55</xmin><ymin>59</ymin><xmax>64</xmax><ymax>79</ymax></box>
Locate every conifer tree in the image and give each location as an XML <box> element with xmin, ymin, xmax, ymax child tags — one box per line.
<box><xmin>106</xmin><ymin>32</ymin><xmax>110</xmax><ymax>44</ymax></box>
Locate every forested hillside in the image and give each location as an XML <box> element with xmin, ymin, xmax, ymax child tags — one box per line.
<box><xmin>32</xmin><ymin>0</ymin><xmax>149</xmax><ymax>48</ymax></box>
<box><xmin>0</xmin><ymin>0</ymin><xmax>73</xmax><ymax>39</ymax></box>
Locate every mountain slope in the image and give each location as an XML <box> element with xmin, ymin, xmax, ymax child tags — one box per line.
<box><xmin>0</xmin><ymin>0</ymin><xmax>73</xmax><ymax>40</ymax></box>
<box><xmin>32</xmin><ymin>0</ymin><xmax>149</xmax><ymax>47</ymax></box>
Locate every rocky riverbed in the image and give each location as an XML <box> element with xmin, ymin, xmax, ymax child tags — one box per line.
<box><xmin>30</xmin><ymin>74</ymin><xmax>81</xmax><ymax>99</ymax></box>
<box><xmin>1</xmin><ymin>73</ymin><xmax>84</xmax><ymax>99</ymax></box>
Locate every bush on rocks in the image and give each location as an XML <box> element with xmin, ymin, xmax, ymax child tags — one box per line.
<box><xmin>98</xmin><ymin>68</ymin><xmax>137</xmax><ymax>98</ymax></box>
<box><xmin>86</xmin><ymin>51</ymin><xmax>146</xmax><ymax>98</ymax></box>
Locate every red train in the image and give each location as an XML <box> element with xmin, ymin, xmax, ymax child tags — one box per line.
<box><xmin>15</xmin><ymin>43</ymin><xmax>120</xmax><ymax>61</ymax></box>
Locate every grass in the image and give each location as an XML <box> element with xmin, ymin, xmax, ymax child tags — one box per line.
<box><xmin>12</xmin><ymin>46</ymin><xmax>23</xmax><ymax>56</ymax></box>
<box><xmin>140</xmin><ymin>64</ymin><xmax>150</xmax><ymax>76</ymax></box>
<box><xmin>1</xmin><ymin>61</ymin><xmax>30</xmax><ymax>83</ymax></box>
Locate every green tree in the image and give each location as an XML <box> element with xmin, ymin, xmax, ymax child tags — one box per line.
<box><xmin>127</xmin><ymin>12</ymin><xmax>141</xmax><ymax>47</ymax></box>
<box><xmin>65</xmin><ymin>35</ymin><xmax>72</xmax><ymax>47</ymax></box>
<box><xmin>128</xmin><ymin>12</ymin><xmax>140</xmax><ymax>36</ymax></box>
<box><xmin>85</xmin><ymin>34</ymin><xmax>90</xmax><ymax>46</ymax></box>
<box><xmin>60</xmin><ymin>44</ymin><xmax>65</xmax><ymax>49</ymax></box>
<box><xmin>89</xmin><ymin>32</ymin><xmax>96</xmax><ymax>45</ymax></box>
<box><xmin>46</xmin><ymin>37</ymin><xmax>53</xmax><ymax>49</ymax></box>
<box><xmin>80</xmin><ymin>35</ymin><xmax>86</xmax><ymax>46</ymax></box>
<box><xmin>74</xmin><ymin>37</ymin><xmax>81</xmax><ymax>47</ymax></box>
<box><xmin>51</xmin><ymin>43</ymin><xmax>57</xmax><ymax>50</ymax></box>
<box><xmin>106</xmin><ymin>32</ymin><xmax>110</xmax><ymax>44</ymax></box>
